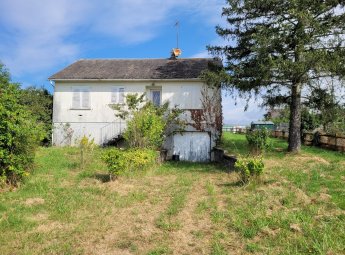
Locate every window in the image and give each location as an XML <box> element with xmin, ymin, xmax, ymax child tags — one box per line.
<box><xmin>118</xmin><ymin>88</ymin><xmax>125</xmax><ymax>104</ymax></box>
<box><xmin>72</xmin><ymin>87</ymin><xmax>90</xmax><ymax>109</ymax></box>
<box><xmin>150</xmin><ymin>89</ymin><xmax>161</xmax><ymax>106</ymax></box>
<box><xmin>111</xmin><ymin>87</ymin><xmax>125</xmax><ymax>104</ymax></box>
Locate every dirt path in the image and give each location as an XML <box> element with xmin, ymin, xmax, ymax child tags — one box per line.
<box><xmin>169</xmin><ymin>177</ymin><xmax>211</xmax><ymax>254</ymax></box>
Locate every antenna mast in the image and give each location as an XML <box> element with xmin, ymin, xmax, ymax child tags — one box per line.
<box><xmin>175</xmin><ymin>20</ymin><xmax>179</xmax><ymax>49</ymax></box>
<box><xmin>171</xmin><ymin>20</ymin><xmax>181</xmax><ymax>58</ymax></box>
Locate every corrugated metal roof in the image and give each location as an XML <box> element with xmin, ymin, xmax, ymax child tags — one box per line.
<box><xmin>49</xmin><ymin>58</ymin><xmax>222</xmax><ymax>80</ymax></box>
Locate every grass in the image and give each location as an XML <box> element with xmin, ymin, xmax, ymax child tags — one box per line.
<box><xmin>0</xmin><ymin>134</ymin><xmax>344</xmax><ymax>254</ymax></box>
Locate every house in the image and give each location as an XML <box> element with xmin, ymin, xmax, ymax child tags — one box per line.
<box><xmin>49</xmin><ymin>57</ymin><xmax>222</xmax><ymax>162</ymax></box>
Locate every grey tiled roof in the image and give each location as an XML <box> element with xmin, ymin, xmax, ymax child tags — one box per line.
<box><xmin>49</xmin><ymin>58</ymin><xmax>221</xmax><ymax>80</ymax></box>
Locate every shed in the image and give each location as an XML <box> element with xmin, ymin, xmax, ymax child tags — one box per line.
<box><xmin>251</xmin><ymin>121</ymin><xmax>275</xmax><ymax>130</ymax></box>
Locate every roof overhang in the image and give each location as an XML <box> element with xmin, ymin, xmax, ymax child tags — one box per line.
<box><xmin>49</xmin><ymin>78</ymin><xmax>204</xmax><ymax>82</ymax></box>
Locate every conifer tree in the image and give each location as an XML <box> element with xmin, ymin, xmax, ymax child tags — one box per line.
<box><xmin>209</xmin><ymin>0</ymin><xmax>345</xmax><ymax>152</ymax></box>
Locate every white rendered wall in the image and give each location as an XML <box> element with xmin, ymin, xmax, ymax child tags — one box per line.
<box><xmin>52</xmin><ymin>80</ymin><xmax>207</xmax><ymax>146</ymax></box>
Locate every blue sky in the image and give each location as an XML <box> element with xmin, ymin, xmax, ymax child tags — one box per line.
<box><xmin>0</xmin><ymin>0</ymin><xmax>265</xmax><ymax>125</ymax></box>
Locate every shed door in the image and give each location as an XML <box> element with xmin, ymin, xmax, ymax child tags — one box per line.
<box><xmin>173</xmin><ymin>132</ymin><xmax>210</xmax><ymax>162</ymax></box>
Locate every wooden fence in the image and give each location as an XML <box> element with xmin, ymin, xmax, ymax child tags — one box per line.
<box><xmin>271</xmin><ymin>130</ymin><xmax>345</xmax><ymax>152</ymax></box>
<box><xmin>223</xmin><ymin>127</ymin><xmax>345</xmax><ymax>152</ymax></box>
<box><xmin>302</xmin><ymin>132</ymin><xmax>345</xmax><ymax>152</ymax></box>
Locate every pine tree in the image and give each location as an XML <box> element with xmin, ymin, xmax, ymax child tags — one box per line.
<box><xmin>209</xmin><ymin>0</ymin><xmax>345</xmax><ymax>152</ymax></box>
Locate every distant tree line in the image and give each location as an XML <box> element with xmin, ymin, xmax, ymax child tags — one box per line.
<box><xmin>0</xmin><ymin>62</ymin><xmax>53</xmax><ymax>186</ymax></box>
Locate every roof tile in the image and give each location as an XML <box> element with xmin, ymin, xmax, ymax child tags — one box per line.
<box><xmin>49</xmin><ymin>58</ymin><xmax>221</xmax><ymax>80</ymax></box>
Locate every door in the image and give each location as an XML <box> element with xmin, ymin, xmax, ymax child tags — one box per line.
<box><xmin>150</xmin><ymin>89</ymin><xmax>161</xmax><ymax>106</ymax></box>
<box><xmin>173</xmin><ymin>132</ymin><xmax>211</xmax><ymax>162</ymax></box>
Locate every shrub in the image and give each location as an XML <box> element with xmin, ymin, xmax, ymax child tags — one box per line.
<box><xmin>246</xmin><ymin>128</ymin><xmax>271</xmax><ymax>153</ymax></box>
<box><xmin>0</xmin><ymin>64</ymin><xmax>43</xmax><ymax>185</ymax></box>
<box><xmin>102</xmin><ymin>148</ymin><xmax>158</xmax><ymax>179</ymax></box>
<box><xmin>76</xmin><ymin>135</ymin><xmax>95</xmax><ymax>170</ymax></box>
<box><xmin>124</xmin><ymin>104</ymin><xmax>166</xmax><ymax>149</ymax></box>
<box><xmin>112</xmin><ymin>94</ymin><xmax>185</xmax><ymax>149</ymax></box>
<box><xmin>18</xmin><ymin>86</ymin><xmax>53</xmax><ymax>145</ymax></box>
<box><xmin>234</xmin><ymin>156</ymin><xmax>264</xmax><ymax>184</ymax></box>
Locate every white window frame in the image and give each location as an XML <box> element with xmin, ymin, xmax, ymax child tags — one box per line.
<box><xmin>71</xmin><ymin>86</ymin><xmax>91</xmax><ymax>110</ymax></box>
<box><xmin>111</xmin><ymin>86</ymin><xmax>125</xmax><ymax>104</ymax></box>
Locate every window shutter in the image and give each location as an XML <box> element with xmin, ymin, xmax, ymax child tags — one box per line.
<box><xmin>118</xmin><ymin>88</ymin><xmax>125</xmax><ymax>104</ymax></box>
<box><xmin>81</xmin><ymin>88</ymin><xmax>90</xmax><ymax>109</ymax></box>
<box><xmin>111</xmin><ymin>87</ymin><xmax>125</xmax><ymax>104</ymax></box>
<box><xmin>72</xmin><ymin>88</ymin><xmax>80</xmax><ymax>109</ymax></box>
<box><xmin>111</xmin><ymin>88</ymin><xmax>118</xmax><ymax>103</ymax></box>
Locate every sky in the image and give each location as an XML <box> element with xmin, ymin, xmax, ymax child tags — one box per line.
<box><xmin>0</xmin><ymin>0</ymin><xmax>265</xmax><ymax>125</ymax></box>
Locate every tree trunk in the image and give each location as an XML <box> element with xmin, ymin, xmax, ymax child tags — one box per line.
<box><xmin>288</xmin><ymin>83</ymin><xmax>302</xmax><ymax>152</ymax></box>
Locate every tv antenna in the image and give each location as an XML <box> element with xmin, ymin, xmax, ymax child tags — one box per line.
<box><xmin>171</xmin><ymin>20</ymin><xmax>181</xmax><ymax>58</ymax></box>
<box><xmin>175</xmin><ymin>20</ymin><xmax>179</xmax><ymax>48</ymax></box>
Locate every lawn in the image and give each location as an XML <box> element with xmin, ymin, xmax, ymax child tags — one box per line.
<box><xmin>0</xmin><ymin>133</ymin><xmax>344</xmax><ymax>255</ymax></box>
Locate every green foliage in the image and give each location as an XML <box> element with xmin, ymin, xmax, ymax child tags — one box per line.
<box><xmin>246</xmin><ymin>129</ymin><xmax>270</xmax><ymax>153</ymax></box>
<box><xmin>327</xmin><ymin>112</ymin><xmax>345</xmax><ymax>135</ymax></box>
<box><xmin>76</xmin><ymin>135</ymin><xmax>95</xmax><ymax>170</ymax></box>
<box><xmin>113</xmin><ymin>94</ymin><xmax>185</xmax><ymax>149</ymax></box>
<box><xmin>267</xmin><ymin>106</ymin><xmax>321</xmax><ymax>132</ymax></box>
<box><xmin>0</xmin><ymin>63</ymin><xmax>43</xmax><ymax>185</ymax></box>
<box><xmin>267</xmin><ymin>104</ymin><xmax>345</xmax><ymax>135</ymax></box>
<box><xmin>18</xmin><ymin>86</ymin><xmax>53</xmax><ymax>145</ymax></box>
<box><xmin>102</xmin><ymin>148</ymin><xmax>158</xmax><ymax>178</ymax></box>
<box><xmin>111</xmin><ymin>93</ymin><xmax>146</xmax><ymax>120</ymax></box>
<box><xmin>124</xmin><ymin>103</ymin><xmax>166</xmax><ymax>148</ymax></box>
<box><xmin>235</xmin><ymin>156</ymin><xmax>264</xmax><ymax>184</ymax></box>
<box><xmin>208</xmin><ymin>1</ymin><xmax>345</xmax><ymax>152</ymax></box>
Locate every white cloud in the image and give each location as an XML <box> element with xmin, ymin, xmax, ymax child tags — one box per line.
<box><xmin>0</xmin><ymin>0</ymin><xmax>87</xmax><ymax>76</ymax></box>
<box><xmin>190</xmin><ymin>51</ymin><xmax>212</xmax><ymax>58</ymax></box>
<box><xmin>222</xmin><ymin>93</ymin><xmax>266</xmax><ymax>125</ymax></box>
<box><xmin>1</xmin><ymin>0</ymin><xmax>261</xmax><ymax>124</ymax></box>
<box><xmin>88</xmin><ymin>0</ymin><xmax>226</xmax><ymax>44</ymax></box>
<box><xmin>0</xmin><ymin>0</ymin><xmax>226</xmax><ymax>77</ymax></box>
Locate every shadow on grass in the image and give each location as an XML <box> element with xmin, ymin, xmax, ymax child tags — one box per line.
<box><xmin>219</xmin><ymin>178</ymin><xmax>276</xmax><ymax>188</ymax></box>
<box><xmin>158</xmin><ymin>161</ymin><xmax>228</xmax><ymax>174</ymax></box>
<box><xmin>67</xmin><ymin>162</ymin><xmax>79</xmax><ymax>169</ymax></box>
<box><xmin>219</xmin><ymin>180</ymin><xmax>245</xmax><ymax>187</ymax></box>
<box><xmin>94</xmin><ymin>173</ymin><xmax>112</xmax><ymax>183</ymax></box>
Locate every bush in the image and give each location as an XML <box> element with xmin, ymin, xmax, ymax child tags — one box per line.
<box><xmin>234</xmin><ymin>156</ymin><xmax>264</xmax><ymax>184</ymax></box>
<box><xmin>102</xmin><ymin>148</ymin><xmax>158</xmax><ymax>179</ymax></box>
<box><xmin>18</xmin><ymin>87</ymin><xmax>53</xmax><ymax>145</ymax></box>
<box><xmin>124</xmin><ymin>104</ymin><xmax>166</xmax><ymax>149</ymax></box>
<box><xmin>112</xmin><ymin>94</ymin><xmax>185</xmax><ymax>149</ymax></box>
<box><xmin>0</xmin><ymin>64</ymin><xmax>43</xmax><ymax>185</ymax></box>
<box><xmin>246</xmin><ymin>128</ymin><xmax>271</xmax><ymax>153</ymax></box>
<box><xmin>76</xmin><ymin>135</ymin><xmax>95</xmax><ymax>170</ymax></box>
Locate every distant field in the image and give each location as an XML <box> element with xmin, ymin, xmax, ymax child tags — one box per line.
<box><xmin>0</xmin><ymin>133</ymin><xmax>344</xmax><ymax>254</ymax></box>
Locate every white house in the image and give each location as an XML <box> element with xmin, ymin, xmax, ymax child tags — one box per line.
<box><xmin>49</xmin><ymin>57</ymin><xmax>222</xmax><ymax>162</ymax></box>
